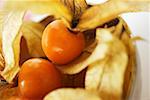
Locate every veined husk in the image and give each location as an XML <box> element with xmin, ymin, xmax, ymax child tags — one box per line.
<box><xmin>57</xmin><ymin>17</ymin><xmax>136</xmax><ymax>100</ymax></box>
<box><xmin>0</xmin><ymin>10</ymin><xmax>25</xmax><ymax>83</ymax></box>
<box><xmin>107</xmin><ymin>17</ymin><xmax>136</xmax><ymax>99</ymax></box>
<box><xmin>76</xmin><ymin>0</ymin><xmax>150</xmax><ymax>31</ymax></box>
<box><xmin>44</xmin><ymin>88</ymin><xmax>101</xmax><ymax>100</ymax></box>
<box><xmin>100</xmin><ymin>17</ymin><xmax>136</xmax><ymax>99</ymax></box>
<box><xmin>118</xmin><ymin>18</ymin><xmax>136</xmax><ymax>99</ymax></box>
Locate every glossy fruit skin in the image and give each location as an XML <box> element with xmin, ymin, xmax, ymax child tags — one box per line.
<box><xmin>8</xmin><ymin>96</ymin><xmax>32</xmax><ymax>100</ymax></box>
<box><xmin>18</xmin><ymin>58</ymin><xmax>62</xmax><ymax>99</ymax></box>
<box><xmin>42</xmin><ymin>20</ymin><xmax>85</xmax><ymax>65</ymax></box>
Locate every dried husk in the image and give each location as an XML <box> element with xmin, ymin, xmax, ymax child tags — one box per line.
<box><xmin>44</xmin><ymin>88</ymin><xmax>101</xmax><ymax>100</ymax></box>
<box><xmin>21</xmin><ymin>21</ymin><xmax>45</xmax><ymax>57</ymax></box>
<box><xmin>76</xmin><ymin>0</ymin><xmax>150</xmax><ymax>31</ymax></box>
<box><xmin>85</xmin><ymin>29</ymin><xmax>128</xmax><ymax>100</ymax></box>
<box><xmin>1</xmin><ymin>11</ymin><xmax>25</xmax><ymax>83</ymax></box>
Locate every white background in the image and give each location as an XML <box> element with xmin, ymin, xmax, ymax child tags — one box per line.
<box><xmin>86</xmin><ymin>0</ymin><xmax>150</xmax><ymax>100</ymax></box>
